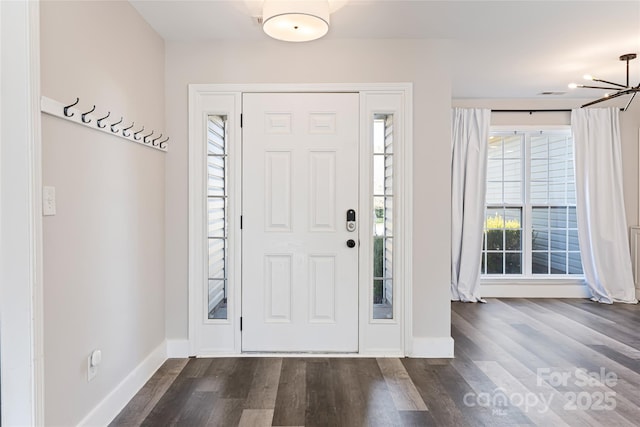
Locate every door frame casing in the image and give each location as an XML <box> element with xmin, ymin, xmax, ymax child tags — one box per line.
<box><xmin>188</xmin><ymin>83</ymin><xmax>413</xmax><ymax>356</ymax></box>
<box><xmin>0</xmin><ymin>1</ymin><xmax>45</xmax><ymax>424</ymax></box>
<box><xmin>188</xmin><ymin>91</ymin><xmax>243</xmax><ymax>355</ymax></box>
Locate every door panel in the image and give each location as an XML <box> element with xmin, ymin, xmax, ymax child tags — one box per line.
<box><xmin>309</xmin><ymin>151</ymin><xmax>337</xmax><ymax>231</ymax></box>
<box><xmin>242</xmin><ymin>92</ymin><xmax>359</xmax><ymax>352</ymax></box>
<box><xmin>264</xmin><ymin>151</ymin><xmax>292</xmax><ymax>231</ymax></box>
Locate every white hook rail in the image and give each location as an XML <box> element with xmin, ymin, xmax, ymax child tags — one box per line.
<box><xmin>40</xmin><ymin>96</ymin><xmax>168</xmax><ymax>152</ymax></box>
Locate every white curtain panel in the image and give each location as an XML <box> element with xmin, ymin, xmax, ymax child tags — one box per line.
<box><xmin>451</xmin><ymin>108</ymin><xmax>490</xmax><ymax>302</ymax></box>
<box><xmin>571</xmin><ymin>108</ymin><xmax>638</xmax><ymax>304</ymax></box>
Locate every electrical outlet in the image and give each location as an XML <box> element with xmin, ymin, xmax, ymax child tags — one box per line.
<box><xmin>87</xmin><ymin>349</ymin><xmax>101</xmax><ymax>382</ymax></box>
<box><xmin>43</xmin><ymin>186</ymin><xmax>56</xmax><ymax>216</ymax></box>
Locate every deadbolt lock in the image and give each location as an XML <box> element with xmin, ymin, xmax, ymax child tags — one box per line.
<box><xmin>346</xmin><ymin>209</ymin><xmax>356</xmax><ymax>232</ymax></box>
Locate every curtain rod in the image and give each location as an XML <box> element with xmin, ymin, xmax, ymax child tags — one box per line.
<box><xmin>491</xmin><ymin>108</ymin><xmax>624</xmax><ymax>113</ymax></box>
<box><xmin>491</xmin><ymin>109</ymin><xmax>571</xmax><ymax>113</ymax></box>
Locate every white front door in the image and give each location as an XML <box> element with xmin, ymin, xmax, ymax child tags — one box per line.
<box><xmin>242</xmin><ymin>92</ymin><xmax>359</xmax><ymax>352</ymax></box>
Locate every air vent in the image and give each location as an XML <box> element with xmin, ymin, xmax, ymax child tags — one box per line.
<box><xmin>538</xmin><ymin>91</ymin><xmax>566</xmax><ymax>96</ymax></box>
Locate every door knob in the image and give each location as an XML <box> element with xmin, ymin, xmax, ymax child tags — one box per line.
<box><xmin>346</xmin><ymin>239</ymin><xmax>356</xmax><ymax>248</ymax></box>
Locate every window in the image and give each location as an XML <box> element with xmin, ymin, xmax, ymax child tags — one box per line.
<box><xmin>372</xmin><ymin>115</ymin><xmax>394</xmax><ymax>319</ymax></box>
<box><xmin>207</xmin><ymin>115</ymin><xmax>228</xmax><ymax>318</ymax></box>
<box><xmin>482</xmin><ymin>129</ymin><xmax>582</xmax><ymax>277</ymax></box>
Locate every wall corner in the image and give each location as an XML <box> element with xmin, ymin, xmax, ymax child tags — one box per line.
<box><xmin>409</xmin><ymin>336</ymin><xmax>455</xmax><ymax>358</ymax></box>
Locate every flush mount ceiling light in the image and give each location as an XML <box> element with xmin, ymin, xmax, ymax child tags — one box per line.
<box><xmin>262</xmin><ymin>0</ymin><xmax>330</xmax><ymax>42</ymax></box>
<box><xmin>568</xmin><ymin>53</ymin><xmax>640</xmax><ymax>111</ymax></box>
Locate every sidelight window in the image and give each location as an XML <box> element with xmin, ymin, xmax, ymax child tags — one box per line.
<box><xmin>373</xmin><ymin>115</ymin><xmax>394</xmax><ymax>319</ymax></box>
<box><xmin>207</xmin><ymin>115</ymin><xmax>228</xmax><ymax>319</ymax></box>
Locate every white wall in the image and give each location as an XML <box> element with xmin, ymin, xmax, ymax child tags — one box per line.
<box><xmin>165</xmin><ymin>39</ymin><xmax>453</xmax><ymax>351</ymax></box>
<box><xmin>620</xmin><ymin>101</ymin><xmax>640</xmax><ymax>229</ymax></box>
<box><xmin>40</xmin><ymin>1</ymin><xmax>165</xmax><ymax>425</ymax></box>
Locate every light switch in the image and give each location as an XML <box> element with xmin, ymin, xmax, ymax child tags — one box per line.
<box><xmin>43</xmin><ymin>186</ymin><xmax>56</xmax><ymax>216</ymax></box>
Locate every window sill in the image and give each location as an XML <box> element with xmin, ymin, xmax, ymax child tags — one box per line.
<box><xmin>481</xmin><ymin>276</ymin><xmax>584</xmax><ymax>286</ymax></box>
<box><xmin>480</xmin><ymin>277</ymin><xmax>589</xmax><ymax>298</ymax></box>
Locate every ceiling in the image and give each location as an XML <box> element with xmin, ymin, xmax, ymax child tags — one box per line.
<box><xmin>131</xmin><ymin>0</ymin><xmax>640</xmax><ymax>103</ymax></box>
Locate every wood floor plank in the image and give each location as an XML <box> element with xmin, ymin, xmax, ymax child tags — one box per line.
<box><xmin>450</xmin><ymin>353</ymin><xmax>533</xmax><ymax>426</ymax></box>
<box><xmin>195</xmin><ymin>357</ymin><xmax>238</xmax><ymax>393</ymax></box>
<box><xmin>333</xmin><ymin>358</ymin><xmax>404</xmax><ymax>426</ymax></box>
<box><xmin>520</xmin><ymin>299</ymin><xmax>640</xmax><ymax>359</ymax></box>
<box><xmin>398</xmin><ymin>410</ymin><xmax>438</xmax><ymax>426</ymax></box>
<box><xmin>490</xmin><ymin>359</ymin><xmax>604</xmax><ymax>427</ymax></box>
<box><xmin>562</xmin><ymin>298</ymin><xmax>640</xmax><ymax>327</ymax></box>
<box><xmin>550</xmin><ymin>300</ymin><xmax>640</xmax><ymax>349</ymax></box>
<box><xmin>244</xmin><ymin>358</ymin><xmax>282</xmax><ymax>409</ymax></box>
<box><xmin>402</xmin><ymin>358</ymin><xmax>471</xmax><ymax>427</ymax></box>
<box><xmin>587</xmin><ymin>345</ymin><xmax>640</xmax><ymax>373</ymax></box>
<box><xmin>175</xmin><ymin>391</ymin><xmax>217</xmax><ymax>426</ymax></box>
<box><xmin>376</xmin><ymin>358</ymin><xmax>428</xmax><ymax>411</ymax></box>
<box><xmin>472</xmin><ymin>301</ymin><xmax>584</xmax><ymax>369</ymax></box>
<box><xmin>534</xmin><ymin>300</ymin><xmax>640</xmax><ymax>354</ymax></box>
<box><xmin>429</xmin><ymin>359</ymin><xmax>514</xmax><ymax>427</ymax></box>
<box><xmin>139</xmin><ymin>376</ymin><xmax>197</xmax><ymax>426</ymax></box>
<box><xmin>271</xmin><ymin>358</ymin><xmax>306</xmax><ymax>426</ymax></box>
<box><xmin>451</xmin><ymin>310</ymin><xmax>549</xmax><ymax>369</ymax></box>
<box><xmin>474</xmin><ymin>360</ymin><xmax>569</xmax><ymax>426</ymax></box>
<box><xmin>180</xmin><ymin>357</ymin><xmax>214</xmax><ymax>378</ymax></box>
<box><xmin>451</xmin><ymin>323</ymin><xmax>495</xmax><ymax>360</ymax></box>
<box><xmin>237</xmin><ymin>409</ymin><xmax>274</xmax><ymax>427</ymax></box>
<box><xmin>328</xmin><ymin>358</ymin><xmax>368</xmax><ymax>426</ymax></box>
<box><xmin>305</xmin><ymin>358</ymin><xmax>338</xmax><ymax>427</ymax></box>
<box><xmin>109</xmin><ymin>358</ymin><xmax>188</xmax><ymax>427</ymax></box>
<box><xmin>202</xmin><ymin>397</ymin><xmax>244</xmax><ymax>427</ymax></box>
<box><xmin>218</xmin><ymin>357</ymin><xmax>258</xmax><ymax>399</ymax></box>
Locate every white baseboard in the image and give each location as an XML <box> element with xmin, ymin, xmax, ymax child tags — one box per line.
<box><xmin>166</xmin><ymin>339</ymin><xmax>190</xmax><ymax>358</ymax></box>
<box><xmin>77</xmin><ymin>341</ymin><xmax>167</xmax><ymax>427</ymax></box>
<box><xmin>358</xmin><ymin>350</ymin><xmax>405</xmax><ymax>358</ymax></box>
<box><xmin>481</xmin><ymin>282</ymin><xmax>590</xmax><ymax>298</ymax></box>
<box><xmin>409</xmin><ymin>336</ymin><xmax>454</xmax><ymax>358</ymax></box>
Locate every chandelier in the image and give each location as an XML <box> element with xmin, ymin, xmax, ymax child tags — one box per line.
<box><xmin>568</xmin><ymin>53</ymin><xmax>639</xmax><ymax>111</ymax></box>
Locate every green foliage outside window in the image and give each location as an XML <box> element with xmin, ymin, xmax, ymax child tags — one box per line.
<box><xmin>484</xmin><ymin>213</ymin><xmax>522</xmax><ymax>274</ymax></box>
<box><xmin>373</xmin><ymin>237</ymin><xmax>383</xmax><ymax>303</ymax></box>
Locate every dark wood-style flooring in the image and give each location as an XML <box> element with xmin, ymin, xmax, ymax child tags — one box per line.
<box><xmin>110</xmin><ymin>298</ymin><xmax>640</xmax><ymax>426</ymax></box>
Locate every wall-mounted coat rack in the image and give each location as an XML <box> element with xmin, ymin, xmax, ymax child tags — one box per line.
<box><xmin>41</xmin><ymin>96</ymin><xmax>169</xmax><ymax>152</ymax></box>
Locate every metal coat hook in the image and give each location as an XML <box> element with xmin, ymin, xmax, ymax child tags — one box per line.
<box><xmin>81</xmin><ymin>105</ymin><xmax>96</xmax><ymax>123</ymax></box>
<box><xmin>110</xmin><ymin>117</ymin><xmax>123</xmax><ymax>134</ymax></box>
<box><xmin>133</xmin><ymin>126</ymin><xmax>145</xmax><ymax>141</ymax></box>
<box><xmin>151</xmin><ymin>134</ymin><xmax>163</xmax><ymax>146</ymax></box>
<box><xmin>63</xmin><ymin>98</ymin><xmax>79</xmax><ymax>117</ymax></box>
<box><xmin>121</xmin><ymin>122</ymin><xmax>134</xmax><ymax>138</ymax></box>
<box><xmin>158</xmin><ymin>136</ymin><xmax>169</xmax><ymax>149</ymax></box>
<box><xmin>96</xmin><ymin>111</ymin><xmax>111</xmax><ymax>129</ymax></box>
<box><xmin>142</xmin><ymin>130</ymin><xmax>155</xmax><ymax>144</ymax></box>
